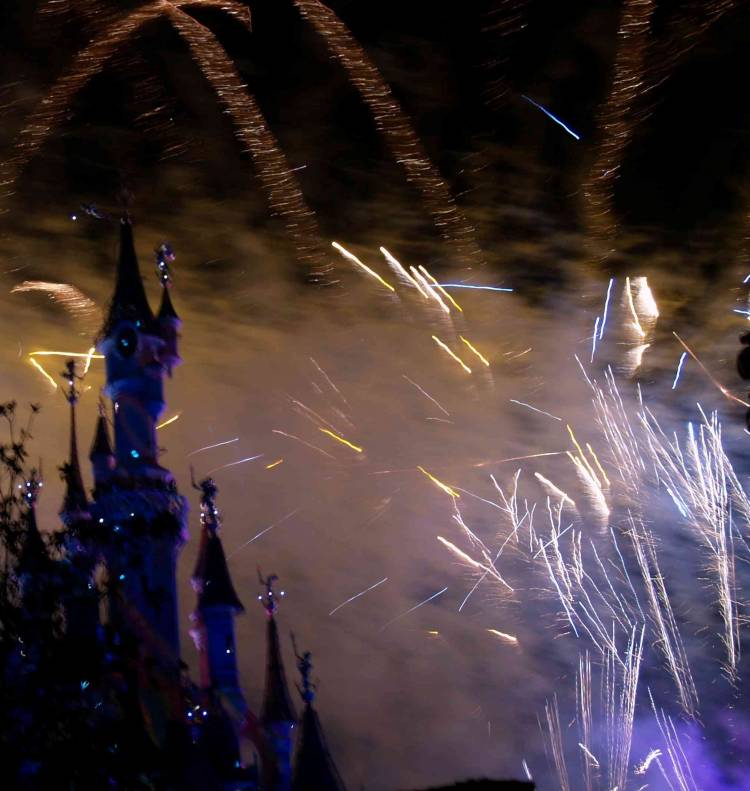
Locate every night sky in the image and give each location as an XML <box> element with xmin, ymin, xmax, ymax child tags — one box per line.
<box><xmin>3</xmin><ymin>2</ymin><xmax>750</xmax><ymax>789</ymax></box>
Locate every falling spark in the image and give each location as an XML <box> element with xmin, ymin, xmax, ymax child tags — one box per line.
<box><xmin>635</xmin><ymin>749</ymin><xmax>662</xmax><ymax>775</ymax></box>
<box><xmin>599</xmin><ymin>278</ymin><xmax>615</xmax><ymax>339</ymax></box>
<box><xmin>509</xmin><ymin>399</ymin><xmax>562</xmax><ymax>421</ymax></box>
<box><xmin>228</xmin><ymin>508</ymin><xmax>301</xmax><ymax>558</ymax></box>
<box><xmin>272</xmin><ymin>429</ymin><xmax>337</xmax><ymax>460</ymax></box>
<box><xmin>624</xmin><ymin>277</ymin><xmax>646</xmax><ymax>339</ymax></box>
<box><xmin>319</xmin><ymin>427</ymin><xmax>363</xmax><ymax>453</ymax></box>
<box><xmin>417</xmin><ymin>466</ymin><xmax>460</xmax><ymax>499</ymax></box>
<box><xmin>156</xmin><ymin>413</ymin><xmax>181</xmax><ymax>430</ymax></box>
<box><xmin>591</xmin><ymin>316</ymin><xmax>600</xmax><ymax>363</ymax></box>
<box><xmin>459</xmin><ymin>336</ymin><xmax>490</xmax><ymax>367</ymax></box>
<box><xmin>380</xmin><ymin>247</ymin><xmax>429</xmax><ymax>297</ymax></box>
<box><xmin>188</xmin><ymin>437</ymin><xmax>239</xmax><ymax>456</ymax></box>
<box><xmin>437</xmin><ymin>283</ymin><xmax>513</xmax><ymax>293</ymax></box>
<box><xmin>486</xmin><ymin>628</ymin><xmax>519</xmax><ymax>645</ymax></box>
<box><xmin>29</xmin><ymin>357</ymin><xmax>58</xmax><ymax>390</ymax></box>
<box><xmin>432</xmin><ymin>335</ymin><xmax>472</xmax><ymax>374</ymax></box>
<box><xmin>412</xmin><ymin>267</ymin><xmax>450</xmax><ymax>313</ymax></box>
<box><xmin>265</xmin><ymin>459</ymin><xmax>284</xmax><ymax>470</ymax></box>
<box><xmin>332</xmin><ymin>242</ymin><xmax>395</xmax><ymax>292</ymax></box>
<box><xmin>521</xmin><ymin>95</ymin><xmax>581</xmax><ymax>140</ymax></box>
<box><xmin>671</xmin><ymin>352</ymin><xmax>688</xmax><ymax>390</ymax></box>
<box><xmin>82</xmin><ymin>346</ymin><xmax>97</xmax><ymax>375</ymax></box>
<box><xmin>418</xmin><ymin>266</ymin><xmax>463</xmax><ymax>312</ymax></box>
<box><xmin>380</xmin><ymin>586</ymin><xmax>448</xmax><ymax>631</ymax></box>
<box><xmin>673</xmin><ymin>332</ymin><xmax>750</xmax><ymax>408</ymax></box>
<box><xmin>206</xmin><ymin>454</ymin><xmax>264</xmax><ymax>474</ymax></box>
<box><xmin>577</xmin><ymin>743</ymin><xmax>600</xmax><ymax>768</ymax></box>
<box><xmin>402</xmin><ymin>374</ymin><xmax>450</xmax><ymax>416</ymax></box>
<box><xmin>329</xmin><ymin>577</ymin><xmax>388</xmax><ymax>615</ymax></box>
<box><xmin>534</xmin><ymin>472</ymin><xmax>576</xmax><ymax>509</ymax></box>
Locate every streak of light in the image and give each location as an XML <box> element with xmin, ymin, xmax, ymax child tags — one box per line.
<box><xmin>206</xmin><ymin>454</ymin><xmax>264</xmax><ymax>474</ymax></box>
<box><xmin>379</xmin><ymin>586</ymin><xmax>448</xmax><ymax>631</ymax></box>
<box><xmin>12</xmin><ymin>281</ymin><xmax>101</xmax><ymax>330</ymax></box>
<box><xmin>521</xmin><ymin>94</ymin><xmax>581</xmax><ymax>140</ymax></box>
<box><xmin>471</xmin><ymin>451</ymin><xmax>567</xmax><ymax>468</ymax></box>
<box><xmin>590</xmin><ymin>316</ymin><xmax>600</xmax><ymax>363</ymax></box>
<box><xmin>432</xmin><ymin>335</ymin><xmax>472</xmax><ymax>374</ymax></box>
<box><xmin>29</xmin><ymin>357</ymin><xmax>58</xmax><ymax>390</ymax></box>
<box><xmin>624</xmin><ymin>276</ymin><xmax>646</xmax><ymax>339</ymax></box>
<box><xmin>635</xmin><ymin>748</ymin><xmax>662</xmax><ymax>775</ymax></box>
<box><xmin>380</xmin><ymin>247</ymin><xmax>429</xmax><ymax>297</ymax></box>
<box><xmin>265</xmin><ymin>459</ymin><xmax>284</xmax><ymax>470</ymax></box>
<box><xmin>633</xmin><ymin>276</ymin><xmax>659</xmax><ymax>319</ymax></box>
<box><xmin>459</xmin><ymin>336</ymin><xmax>490</xmax><ymax>367</ymax></box>
<box><xmin>329</xmin><ymin>577</ymin><xmax>388</xmax><ymax>615</ymax></box>
<box><xmin>29</xmin><ymin>350</ymin><xmax>104</xmax><ymax>360</ymax></box>
<box><xmin>418</xmin><ymin>266</ymin><xmax>463</xmax><ymax>312</ymax></box>
<box><xmin>509</xmin><ymin>399</ymin><xmax>562</xmax><ymax>421</ymax></box>
<box><xmin>577</xmin><ymin>743</ymin><xmax>600</xmax><ymax>768</ymax></box>
<box><xmin>412</xmin><ymin>267</ymin><xmax>450</xmax><ymax>313</ymax></box>
<box><xmin>566</xmin><ymin>425</ymin><xmax>602</xmax><ymax>487</ymax></box>
<box><xmin>505</xmin><ymin>347</ymin><xmax>532</xmax><ymax>360</ymax></box>
<box><xmin>156</xmin><ymin>412</ymin><xmax>181</xmax><ymax>430</ymax></box>
<box><xmin>319</xmin><ymin>427</ymin><xmax>363</xmax><ymax>453</ymax></box>
<box><xmin>522</xmin><ymin>761</ymin><xmax>532</xmax><ymax>781</ymax></box>
<box><xmin>486</xmin><ymin>628</ymin><xmax>519</xmax><ymax>645</ymax></box>
<box><xmin>599</xmin><ymin>277</ymin><xmax>615</xmax><ymax>339</ymax></box>
<box><xmin>437</xmin><ymin>283</ymin><xmax>513</xmax><ymax>292</ymax></box>
<box><xmin>272</xmin><ymin>429</ymin><xmax>336</xmax><ymax>460</ymax></box>
<box><xmin>293</xmin><ymin>0</ymin><xmax>483</xmax><ymax>267</ymax></box>
<box><xmin>402</xmin><ymin>374</ymin><xmax>450</xmax><ymax>416</ymax></box>
<box><xmin>227</xmin><ymin>508</ymin><xmax>301</xmax><ymax>558</ymax></box>
<box><xmin>585</xmin><ymin>443</ymin><xmax>610</xmax><ymax>488</ymax></box>
<box><xmin>672</xmin><ymin>352</ymin><xmax>688</xmax><ymax>390</ymax></box>
<box><xmin>188</xmin><ymin>437</ymin><xmax>239</xmax><ymax>456</ymax></box>
<box><xmin>534</xmin><ymin>472</ymin><xmax>576</xmax><ymax>508</ymax></box>
<box><xmin>417</xmin><ymin>466</ymin><xmax>460</xmax><ymax>498</ymax></box>
<box><xmin>673</xmin><ymin>332</ymin><xmax>750</xmax><ymax>408</ymax></box>
<box><xmin>426</xmin><ymin>630</ymin><xmax>440</xmax><ymax>636</ymax></box>
<box><xmin>310</xmin><ymin>357</ymin><xmax>350</xmax><ymax>407</ymax></box>
<box><xmin>82</xmin><ymin>346</ymin><xmax>97</xmax><ymax>375</ymax></box>
<box><xmin>332</xmin><ymin>241</ymin><xmax>395</xmax><ymax>292</ymax></box>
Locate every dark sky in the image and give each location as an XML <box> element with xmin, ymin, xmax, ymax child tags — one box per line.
<box><xmin>3</xmin><ymin>2</ymin><xmax>750</xmax><ymax>789</ymax></box>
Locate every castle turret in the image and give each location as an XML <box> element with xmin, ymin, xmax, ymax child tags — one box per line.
<box><xmin>89</xmin><ymin>400</ymin><xmax>115</xmax><ymax>493</ymax></box>
<box><xmin>190</xmin><ymin>475</ymin><xmax>247</xmax><ymax>715</ymax></box>
<box><xmin>156</xmin><ymin>243</ymin><xmax>181</xmax><ymax>377</ymax></box>
<box><xmin>94</xmin><ymin>216</ymin><xmax>188</xmax><ymax>660</ymax></box>
<box><xmin>59</xmin><ymin>360</ymin><xmax>89</xmax><ymax>525</ymax></box>
<box><xmin>291</xmin><ymin>648</ymin><xmax>346</xmax><ymax>791</ymax></box>
<box><xmin>260</xmin><ymin>573</ymin><xmax>296</xmax><ymax>791</ymax></box>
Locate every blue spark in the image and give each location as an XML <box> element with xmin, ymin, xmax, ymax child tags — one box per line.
<box><xmin>672</xmin><ymin>352</ymin><xmax>688</xmax><ymax>390</ymax></box>
<box><xmin>591</xmin><ymin>316</ymin><xmax>600</xmax><ymax>363</ymax></box>
<box><xmin>521</xmin><ymin>95</ymin><xmax>581</xmax><ymax>140</ymax></box>
<box><xmin>599</xmin><ymin>278</ymin><xmax>615</xmax><ymax>340</ymax></box>
<box><xmin>437</xmin><ymin>283</ymin><xmax>513</xmax><ymax>293</ymax></box>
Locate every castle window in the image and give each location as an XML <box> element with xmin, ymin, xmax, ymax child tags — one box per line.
<box><xmin>116</xmin><ymin>327</ymin><xmax>138</xmax><ymax>358</ymax></box>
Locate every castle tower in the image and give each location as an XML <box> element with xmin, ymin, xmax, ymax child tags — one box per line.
<box><xmin>93</xmin><ymin>216</ymin><xmax>188</xmax><ymax>659</ymax></box>
<box><xmin>58</xmin><ymin>361</ymin><xmax>100</xmax><ymax>653</ymax></box>
<box><xmin>190</xmin><ymin>475</ymin><xmax>247</xmax><ymax>716</ymax></box>
<box><xmin>291</xmin><ymin>648</ymin><xmax>346</xmax><ymax>791</ymax></box>
<box><xmin>260</xmin><ymin>573</ymin><xmax>296</xmax><ymax>791</ymax></box>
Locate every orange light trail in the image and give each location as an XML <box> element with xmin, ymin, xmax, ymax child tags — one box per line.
<box><xmin>432</xmin><ymin>336</ymin><xmax>472</xmax><ymax>374</ymax></box>
<box><xmin>319</xmin><ymin>427</ymin><xmax>364</xmax><ymax>453</ymax></box>
<box><xmin>332</xmin><ymin>242</ymin><xmax>395</xmax><ymax>292</ymax></box>
<box><xmin>417</xmin><ymin>466</ymin><xmax>460</xmax><ymax>499</ymax></box>
<box><xmin>459</xmin><ymin>336</ymin><xmax>490</xmax><ymax>367</ymax></box>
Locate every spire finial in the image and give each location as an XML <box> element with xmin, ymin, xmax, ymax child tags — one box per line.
<box><xmin>191</xmin><ymin>468</ymin><xmax>220</xmax><ymax>533</ymax></box>
<box><xmin>155</xmin><ymin>242</ymin><xmax>175</xmax><ymax>287</ymax></box>
<box><xmin>22</xmin><ymin>467</ymin><xmax>43</xmax><ymax>508</ymax></box>
<box><xmin>61</xmin><ymin>359</ymin><xmax>82</xmax><ymax>406</ymax></box>
<box><xmin>292</xmin><ymin>634</ymin><xmax>315</xmax><ymax>704</ymax></box>
<box><xmin>258</xmin><ymin>570</ymin><xmax>284</xmax><ymax>617</ymax></box>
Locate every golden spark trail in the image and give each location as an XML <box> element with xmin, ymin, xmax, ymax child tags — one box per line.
<box><xmin>292</xmin><ymin>0</ymin><xmax>483</xmax><ymax>267</ymax></box>
<box><xmin>29</xmin><ymin>357</ymin><xmax>58</xmax><ymax>390</ymax></box>
<box><xmin>413</xmin><ymin>268</ymin><xmax>450</xmax><ymax>313</ymax></box>
<box><xmin>486</xmin><ymin>628</ymin><xmax>519</xmax><ymax>645</ymax></box>
<box><xmin>417</xmin><ymin>466</ymin><xmax>460</xmax><ymax>499</ymax></box>
<box><xmin>380</xmin><ymin>247</ymin><xmax>428</xmax><ymax>297</ymax></box>
<box><xmin>459</xmin><ymin>336</ymin><xmax>490</xmax><ymax>367</ymax></box>
<box><xmin>272</xmin><ymin>429</ymin><xmax>336</xmax><ymax>460</ymax></box>
<box><xmin>156</xmin><ymin>413</ymin><xmax>181</xmax><ymax>430</ymax></box>
<box><xmin>332</xmin><ymin>242</ymin><xmax>395</xmax><ymax>291</ymax></box>
<box><xmin>418</xmin><ymin>266</ymin><xmax>463</xmax><ymax>312</ymax></box>
<box><xmin>29</xmin><ymin>350</ymin><xmax>104</xmax><ymax>360</ymax></box>
<box><xmin>432</xmin><ymin>336</ymin><xmax>472</xmax><ymax>374</ymax></box>
<box><xmin>319</xmin><ymin>427</ymin><xmax>363</xmax><ymax>453</ymax></box>
<box><xmin>265</xmin><ymin>459</ymin><xmax>284</xmax><ymax>470</ymax></box>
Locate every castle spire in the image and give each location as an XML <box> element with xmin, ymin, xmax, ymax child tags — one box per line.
<box><xmin>189</xmin><ymin>475</ymin><xmax>246</xmax><ymax>714</ymax></box>
<box><xmin>155</xmin><ymin>242</ymin><xmax>181</xmax><ymax>376</ymax></box>
<box><xmin>17</xmin><ymin>470</ymin><xmax>50</xmax><ymax>581</ymax></box>
<box><xmin>89</xmin><ymin>398</ymin><xmax>115</xmax><ymax>492</ymax></box>
<box><xmin>291</xmin><ymin>645</ymin><xmax>347</xmax><ymax>791</ymax></box>
<box><xmin>101</xmin><ymin>215</ymin><xmax>154</xmax><ymax>337</ymax></box>
<box><xmin>60</xmin><ymin>360</ymin><xmax>88</xmax><ymax>523</ymax></box>
<box><xmin>260</xmin><ymin>572</ymin><xmax>296</xmax><ymax>791</ymax></box>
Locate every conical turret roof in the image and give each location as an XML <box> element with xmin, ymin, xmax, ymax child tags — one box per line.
<box><xmin>89</xmin><ymin>412</ymin><xmax>113</xmax><ymax>460</ymax></box>
<box><xmin>61</xmin><ymin>400</ymin><xmax>88</xmax><ymax>517</ymax></box>
<box><xmin>157</xmin><ymin>285</ymin><xmax>179</xmax><ymax>322</ymax></box>
<box><xmin>101</xmin><ymin>218</ymin><xmax>155</xmax><ymax>336</ymax></box>
<box><xmin>292</xmin><ymin>703</ymin><xmax>347</xmax><ymax>791</ymax></box>
<box><xmin>193</xmin><ymin>526</ymin><xmax>244</xmax><ymax>612</ymax></box>
<box><xmin>261</xmin><ymin>615</ymin><xmax>296</xmax><ymax>725</ymax></box>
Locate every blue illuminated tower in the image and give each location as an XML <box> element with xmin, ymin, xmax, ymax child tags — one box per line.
<box><xmin>260</xmin><ymin>573</ymin><xmax>296</xmax><ymax>791</ymax></box>
<box><xmin>190</xmin><ymin>475</ymin><xmax>247</xmax><ymax>716</ymax></box>
<box><xmin>93</xmin><ymin>216</ymin><xmax>188</xmax><ymax>659</ymax></box>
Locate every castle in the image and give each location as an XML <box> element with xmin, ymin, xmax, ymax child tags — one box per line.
<box><xmin>31</xmin><ymin>215</ymin><xmax>345</xmax><ymax>790</ymax></box>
